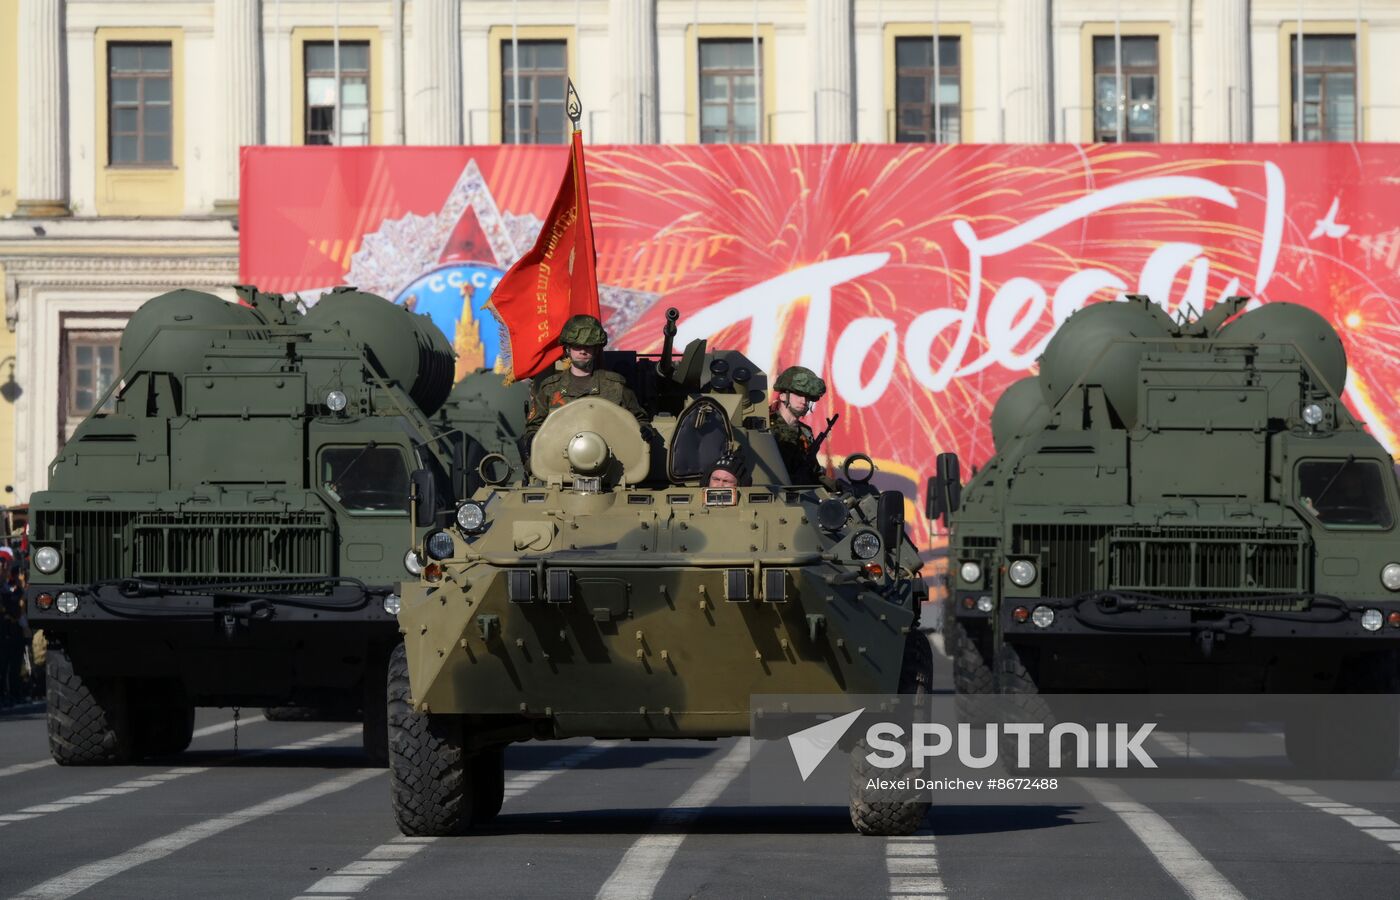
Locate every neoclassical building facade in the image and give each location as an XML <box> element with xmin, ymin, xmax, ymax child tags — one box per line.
<box><xmin>1</xmin><ymin>0</ymin><xmax>1396</xmax><ymax>498</ymax></box>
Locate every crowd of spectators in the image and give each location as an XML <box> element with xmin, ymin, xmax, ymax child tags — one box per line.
<box><xmin>0</xmin><ymin>544</ymin><xmax>42</xmax><ymax>708</ymax></box>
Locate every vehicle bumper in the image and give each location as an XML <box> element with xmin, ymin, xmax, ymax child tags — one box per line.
<box><xmin>27</xmin><ymin>583</ymin><xmax>401</xmax><ymax>704</ymax></box>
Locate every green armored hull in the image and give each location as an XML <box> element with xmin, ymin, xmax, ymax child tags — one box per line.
<box><xmin>938</xmin><ymin>296</ymin><xmax>1400</xmax><ymax>776</ymax></box>
<box><xmin>27</xmin><ymin>286</ymin><xmax>473</xmax><ymax>765</ymax></box>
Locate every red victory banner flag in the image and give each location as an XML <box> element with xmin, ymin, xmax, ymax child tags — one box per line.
<box><xmin>487</xmin><ymin>92</ymin><xmax>601</xmax><ymax>381</ymax></box>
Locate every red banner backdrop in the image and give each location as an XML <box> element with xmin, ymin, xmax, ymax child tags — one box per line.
<box><xmin>241</xmin><ymin>144</ymin><xmax>1400</xmax><ymax>545</ymax></box>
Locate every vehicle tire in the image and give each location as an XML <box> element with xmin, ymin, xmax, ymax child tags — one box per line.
<box><xmin>994</xmin><ymin>640</ymin><xmax>1063</xmax><ymax>771</ymax></box>
<box><xmin>46</xmin><ymin>645</ymin><xmax>133</xmax><ymax>765</ymax></box>
<box><xmin>388</xmin><ymin>643</ymin><xmax>475</xmax><ymax>835</ymax></box>
<box><xmin>849</xmin><ymin>632</ymin><xmax>932</xmax><ymax>836</ymax></box>
<box><xmin>1287</xmin><ymin>655</ymin><xmax>1399</xmax><ymax>779</ymax></box>
<box><xmin>362</xmin><ymin>647</ymin><xmax>391</xmax><ymax>767</ymax></box>
<box><xmin>949</xmin><ymin>619</ymin><xmax>996</xmax><ymax>728</ymax></box>
<box><xmin>471</xmin><ymin>746</ymin><xmax>507</xmax><ymax>825</ymax></box>
<box><xmin>263</xmin><ymin>705</ymin><xmax>318</xmax><ymax>722</ymax></box>
<box><xmin>131</xmin><ymin>691</ymin><xmax>196</xmax><ymax>759</ymax></box>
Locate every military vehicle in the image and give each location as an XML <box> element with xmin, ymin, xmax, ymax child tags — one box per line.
<box><xmin>936</xmin><ymin>295</ymin><xmax>1400</xmax><ymax>775</ymax></box>
<box><xmin>388</xmin><ymin>308</ymin><xmax>931</xmax><ymax>836</ymax></box>
<box><xmin>435</xmin><ymin>367</ymin><xmax>531</xmax><ymax>494</ymax></box>
<box><xmin>27</xmin><ymin>285</ymin><xmax>468</xmax><ymax>765</ymax></box>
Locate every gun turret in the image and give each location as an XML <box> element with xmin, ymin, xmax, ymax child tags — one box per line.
<box><xmin>659</xmin><ymin>307</ymin><xmax>680</xmax><ymax>378</ymax></box>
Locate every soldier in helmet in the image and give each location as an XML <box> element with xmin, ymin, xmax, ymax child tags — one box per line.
<box><xmin>523</xmin><ymin>314</ymin><xmax>649</xmax><ymax>445</ymax></box>
<box><xmin>770</xmin><ymin>366</ymin><xmax>831</xmax><ymax>486</ymax></box>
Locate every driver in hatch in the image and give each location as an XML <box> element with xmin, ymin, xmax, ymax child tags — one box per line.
<box><xmin>523</xmin><ymin>314</ymin><xmax>649</xmax><ymax>446</ymax></box>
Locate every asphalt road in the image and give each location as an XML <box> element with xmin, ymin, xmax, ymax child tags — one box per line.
<box><xmin>3</xmin><ymin>636</ymin><xmax>1400</xmax><ymax>900</ymax></box>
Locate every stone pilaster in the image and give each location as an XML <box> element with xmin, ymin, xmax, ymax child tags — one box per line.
<box><xmin>1001</xmin><ymin>0</ymin><xmax>1051</xmax><ymax>142</ymax></box>
<box><xmin>809</xmin><ymin>0</ymin><xmax>854</xmax><ymax>142</ymax></box>
<box><xmin>16</xmin><ymin>0</ymin><xmax>68</xmax><ymax>217</ymax></box>
<box><xmin>609</xmin><ymin>0</ymin><xmax>658</xmax><ymax>143</ymax></box>
<box><xmin>1200</xmin><ymin>0</ymin><xmax>1252</xmax><ymax>141</ymax></box>
<box><xmin>408</xmin><ymin>0</ymin><xmax>463</xmax><ymax>144</ymax></box>
<box><xmin>215</xmin><ymin>0</ymin><xmax>263</xmax><ymax>212</ymax></box>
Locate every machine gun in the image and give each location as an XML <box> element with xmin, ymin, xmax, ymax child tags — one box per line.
<box><xmin>807</xmin><ymin>412</ymin><xmax>840</xmax><ymax>464</ymax></box>
<box><xmin>658</xmin><ymin>307</ymin><xmax>680</xmax><ymax>378</ymax></box>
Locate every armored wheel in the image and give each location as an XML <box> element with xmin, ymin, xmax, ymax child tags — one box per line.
<box><xmin>993</xmin><ymin>639</ymin><xmax>1063</xmax><ymax>772</ymax></box>
<box><xmin>388</xmin><ymin>642</ymin><xmax>483</xmax><ymax>835</ymax></box>
<box><xmin>849</xmin><ymin>632</ymin><xmax>934</xmax><ymax>836</ymax></box>
<box><xmin>263</xmin><ymin>705</ymin><xmax>319</xmax><ymax>722</ymax></box>
<box><xmin>362</xmin><ymin>647</ymin><xmax>391</xmax><ymax>767</ymax></box>
<box><xmin>948</xmin><ymin>619</ymin><xmax>996</xmax><ymax>728</ymax></box>
<box><xmin>470</xmin><ymin>746</ymin><xmax>507</xmax><ymax>825</ymax></box>
<box><xmin>46</xmin><ymin>645</ymin><xmax>134</xmax><ymax>766</ymax></box>
<box><xmin>1286</xmin><ymin>655</ymin><xmax>1399</xmax><ymax>779</ymax></box>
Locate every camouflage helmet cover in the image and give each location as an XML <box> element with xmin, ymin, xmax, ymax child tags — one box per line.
<box><xmin>560</xmin><ymin>314</ymin><xmax>608</xmax><ymax>347</ymax></box>
<box><xmin>774</xmin><ymin>365</ymin><xmax>827</xmax><ymax>399</ymax></box>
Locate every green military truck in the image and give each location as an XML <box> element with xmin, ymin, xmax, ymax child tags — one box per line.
<box><xmin>388</xmin><ymin>310</ymin><xmax>932</xmax><ymax>836</ymax></box>
<box><xmin>27</xmin><ymin>286</ymin><xmax>468</xmax><ymax>765</ymax></box>
<box><xmin>937</xmin><ymin>295</ymin><xmax>1400</xmax><ymax>775</ymax></box>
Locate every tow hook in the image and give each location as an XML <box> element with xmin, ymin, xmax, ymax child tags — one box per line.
<box><xmin>221</xmin><ymin>613</ymin><xmax>238</xmax><ymax>640</ymax></box>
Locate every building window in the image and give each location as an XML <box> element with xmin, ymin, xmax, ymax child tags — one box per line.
<box><xmin>502</xmin><ymin>40</ymin><xmax>568</xmax><ymax>144</ymax></box>
<box><xmin>1093</xmin><ymin>36</ymin><xmax>1159</xmax><ymax>142</ymax></box>
<box><xmin>1292</xmin><ymin>35</ymin><xmax>1357</xmax><ymax>141</ymax></box>
<box><xmin>305</xmin><ymin>42</ymin><xmax>370</xmax><ymax>146</ymax></box>
<box><xmin>66</xmin><ymin>334</ymin><xmax>121</xmax><ymax>418</ymax></box>
<box><xmin>699</xmin><ymin>39</ymin><xmax>761</xmax><ymax>144</ymax></box>
<box><xmin>894</xmin><ymin>36</ymin><xmax>961</xmax><ymax>143</ymax></box>
<box><xmin>108</xmin><ymin>43</ymin><xmax>173</xmax><ymax>165</ymax></box>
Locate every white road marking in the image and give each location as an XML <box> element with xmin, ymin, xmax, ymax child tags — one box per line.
<box><xmin>0</xmin><ymin>712</ymin><xmax>266</xmax><ymax>782</ymax></box>
<box><xmin>595</xmin><ymin>738</ymin><xmax>751</xmax><ymax>900</ymax></box>
<box><xmin>290</xmin><ymin>742</ymin><xmax>613</xmax><ymax>898</ymax></box>
<box><xmin>0</xmin><ymin>761</ymin><xmax>54</xmax><ymax>780</ymax></box>
<box><xmin>0</xmin><ymin>767</ymin><xmax>209</xmax><ymax>829</ymax></box>
<box><xmin>1080</xmin><ymin>779</ymin><xmax>1248</xmax><ymax>900</ymax></box>
<box><xmin>1246</xmin><ymin>779</ymin><xmax>1400</xmax><ymax>854</ymax></box>
<box><xmin>10</xmin><ymin>763</ymin><xmax>381</xmax><ymax>900</ymax></box>
<box><xmin>0</xmin><ymin>723</ymin><xmax>354</xmax><ymax>832</ymax></box>
<box><xmin>886</xmin><ymin>829</ymin><xmax>944</xmax><ymax>898</ymax></box>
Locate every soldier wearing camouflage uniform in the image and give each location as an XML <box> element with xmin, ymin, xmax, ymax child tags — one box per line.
<box><xmin>770</xmin><ymin>365</ymin><xmax>830</xmax><ymax>486</ymax></box>
<box><xmin>524</xmin><ymin>314</ymin><xmax>649</xmax><ymax>445</ymax></box>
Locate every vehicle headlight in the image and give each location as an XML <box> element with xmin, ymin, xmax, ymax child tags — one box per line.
<box><xmin>1361</xmin><ymin>608</ymin><xmax>1384</xmax><ymax>632</ymax></box>
<box><xmin>55</xmin><ymin>592</ymin><xmax>79</xmax><ymax>615</ymax></box>
<box><xmin>33</xmin><ymin>546</ymin><xmax>61</xmax><ymax>575</ymax></box>
<box><xmin>426</xmin><ymin>530</ymin><xmax>455</xmax><ymax>560</ymax></box>
<box><xmin>1008</xmin><ymin>559</ymin><xmax>1038</xmax><ymax>587</ymax></box>
<box><xmin>959</xmin><ymin>560</ymin><xmax>983</xmax><ymax>585</ymax></box>
<box><xmin>325</xmin><ymin>390</ymin><xmax>348</xmax><ymax>412</ymax></box>
<box><xmin>975</xmin><ymin>595</ymin><xmax>994</xmax><ymax>613</ymax></box>
<box><xmin>382</xmin><ymin>593</ymin><xmax>401</xmax><ymax>616</ymax></box>
<box><xmin>1302</xmin><ymin>402</ymin><xmax>1324</xmax><ymax>426</ymax></box>
<box><xmin>456</xmin><ymin>501</ymin><xmax>486</xmax><ymax>533</ymax></box>
<box><xmin>403</xmin><ymin>549</ymin><xmax>423</xmax><ymax>576</ymax></box>
<box><xmin>1382</xmin><ymin>563</ymin><xmax>1400</xmax><ymax>591</ymax></box>
<box><xmin>1031</xmin><ymin>605</ymin><xmax>1055</xmax><ymax>628</ymax></box>
<box><xmin>852</xmin><ymin>531</ymin><xmax>881</xmax><ymax>560</ymax></box>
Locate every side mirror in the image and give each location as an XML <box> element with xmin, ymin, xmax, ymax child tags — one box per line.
<box><xmin>410</xmin><ymin>469</ymin><xmax>435</xmax><ymax>528</ymax></box>
<box><xmin>877</xmin><ymin>489</ymin><xmax>905</xmax><ymax>554</ymax></box>
<box><xmin>936</xmin><ymin>451</ymin><xmax>962</xmax><ymax>517</ymax></box>
<box><xmin>925</xmin><ymin>475</ymin><xmax>944</xmax><ymax>521</ymax></box>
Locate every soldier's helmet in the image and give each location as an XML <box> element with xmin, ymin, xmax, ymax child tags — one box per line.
<box><xmin>560</xmin><ymin>314</ymin><xmax>608</xmax><ymax>348</ymax></box>
<box><xmin>774</xmin><ymin>365</ymin><xmax>827</xmax><ymax>400</ymax></box>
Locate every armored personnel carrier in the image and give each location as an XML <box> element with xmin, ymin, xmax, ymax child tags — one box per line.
<box><xmin>937</xmin><ymin>295</ymin><xmax>1400</xmax><ymax>775</ymax></box>
<box><xmin>28</xmin><ymin>286</ymin><xmax>467</xmax><ymax>765</ymax></box>
<box><xmin>389</xmin><ymin>309</ymin><xmax>931</xmax><ymax>836</ymax></box>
